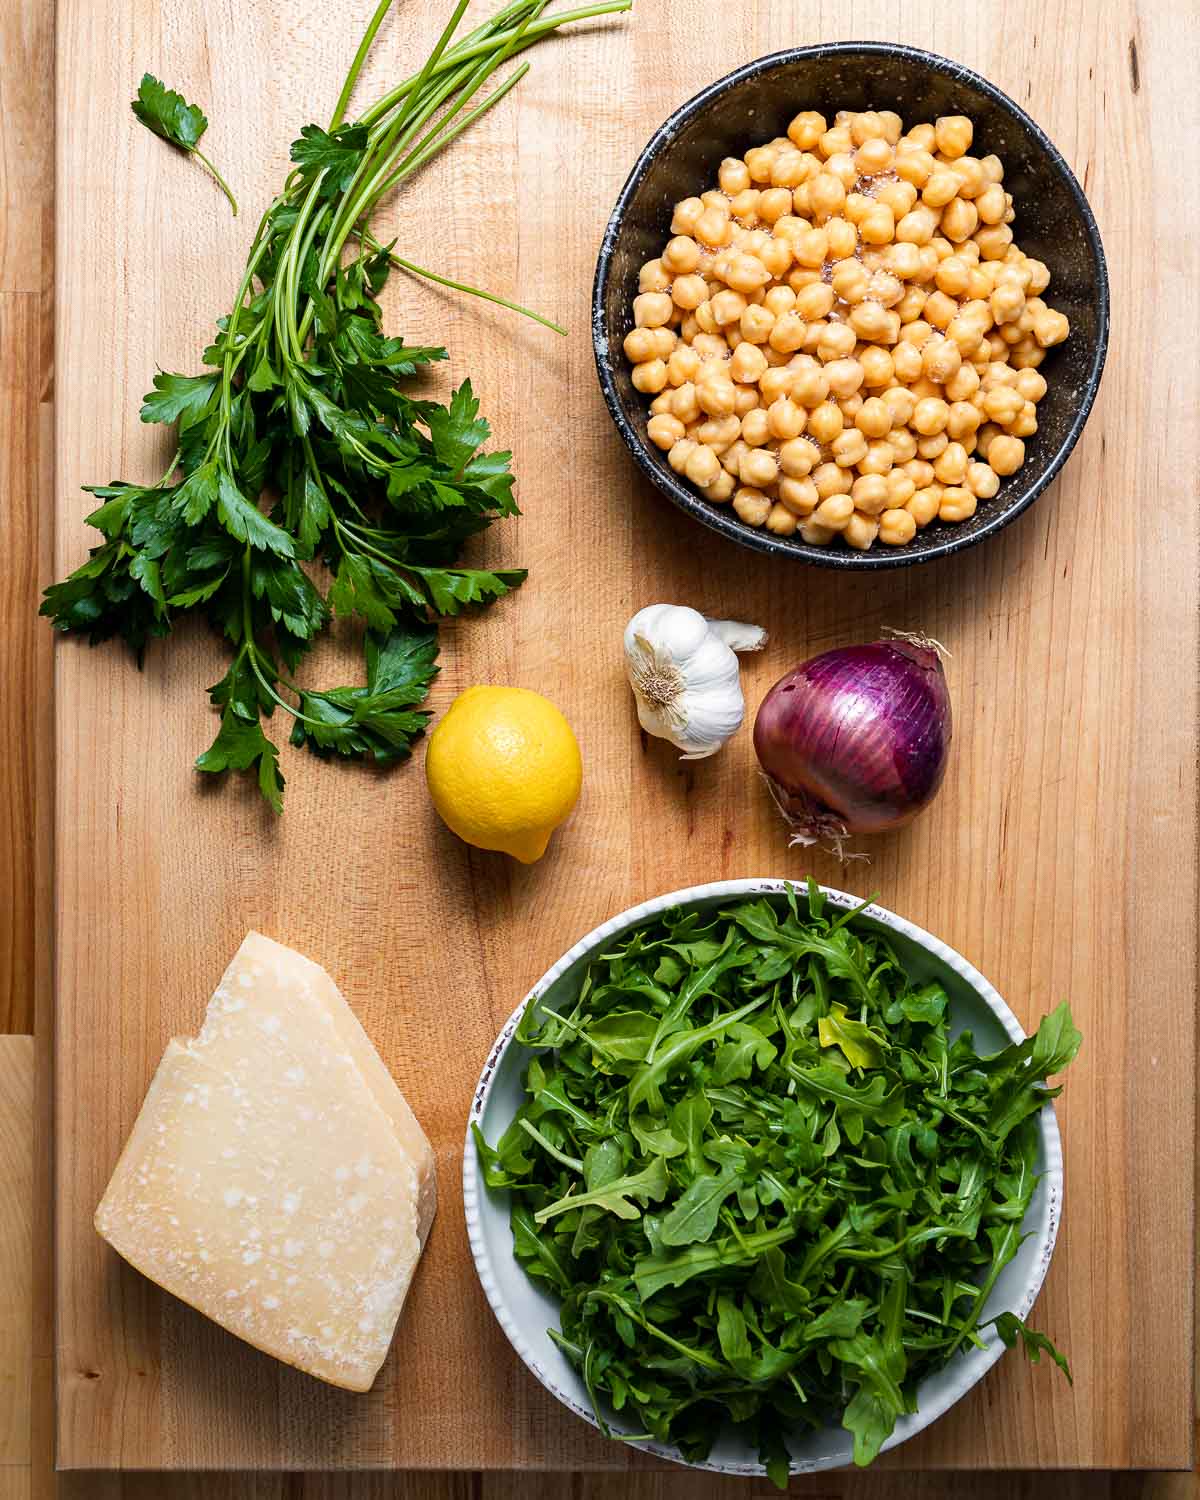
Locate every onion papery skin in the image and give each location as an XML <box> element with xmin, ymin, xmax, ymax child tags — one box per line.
<box><xmin>753</xmin><ymin>640</ymin><xmax>952</xmax><ymax>843</ymax></box>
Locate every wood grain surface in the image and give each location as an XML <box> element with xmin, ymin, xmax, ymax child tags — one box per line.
<box><xmin>50</xmin><ymin>0</ymin><xmax>1199</xmax><ymax>1479</ymax></box>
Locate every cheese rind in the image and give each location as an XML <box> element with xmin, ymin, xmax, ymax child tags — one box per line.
<box><xmin>94</xmin><ymin>935</ymin><xmax>435</xmax><ymax>1391</ymax></box>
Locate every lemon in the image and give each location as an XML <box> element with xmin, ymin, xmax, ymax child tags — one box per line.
<box><xmin>425</xmin><ymin>687</ymin><xmax>582</xmax><ymax>863</ymax></box>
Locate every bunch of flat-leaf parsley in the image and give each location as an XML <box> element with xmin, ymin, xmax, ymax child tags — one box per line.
<box><xmin>44</xmin><ymin>0</ymin><xmax>629</xmax><ymax>810</ymax></box>
<box><xmin>476</xmin><ymin>882</ymin><xmax>1080</xmax><ymax>1484</ymax></box>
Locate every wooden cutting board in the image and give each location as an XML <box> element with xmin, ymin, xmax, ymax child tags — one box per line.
<box><xmin>54</xmin><ymin>0</ymin><xmax>1197</xmax><ymax>1474</ymax></box>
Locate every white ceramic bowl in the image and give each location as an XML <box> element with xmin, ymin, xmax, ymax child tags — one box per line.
<box><xmin>463</xmin><ymin>879</ymin><xmax>1063</xmax><ymax>1478</ymax></box>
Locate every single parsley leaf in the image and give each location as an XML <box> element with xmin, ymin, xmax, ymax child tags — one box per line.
<box><xmin>131</xmin><ymin>74</ymin><xmax>237</xmax><ymax>214</ymax></box>
<box><xmin>140</xmin><ymin>371</ymin><xmax>220</xmax><ymax>429</ymax></box>
<box><xmin>195</xmin><ymin>709</ymin><xmax>285</xmax><ymax>813</ymax></box>
<box><xmin>290</xmin><ymin>122</ymin><xmax>370</xmax><ymax>194</ymax></box>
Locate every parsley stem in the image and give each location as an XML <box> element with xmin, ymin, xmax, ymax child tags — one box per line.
<box><xmin>329</xmin><ymin>0</ymin><xmax>397</xmax><ymax>130</ymax></box>
<box><xmin>357</xmin><ymin>0</ymin><xmax>631</xmax><ymax>130</ymax></box>
<box><xmin>362</xmin><ymin>241</ymin><xmax>567</xmax><ymax>336</ymax></box>
<box><xmin>192</xmin><ymin>149</ymin><xmax>239</xmax><ymax>217</ymax></box>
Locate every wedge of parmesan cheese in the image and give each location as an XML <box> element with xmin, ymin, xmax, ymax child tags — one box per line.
<box><xmin>95</xmin><ymin>933</ymin><xmax>435</xmax><ymax>1391</ymax></box>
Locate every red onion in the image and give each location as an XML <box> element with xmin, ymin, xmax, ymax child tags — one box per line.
<box><xmin>753</xmin><ymin>636</ymin><xmax>951</xmax><ymax>850</ymax></box>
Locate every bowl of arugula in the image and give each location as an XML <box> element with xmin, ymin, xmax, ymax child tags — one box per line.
<box><xmin>464</xmin><ymin>879</ymin><xmax>1079</xmax><ymax>1483</ymax></box>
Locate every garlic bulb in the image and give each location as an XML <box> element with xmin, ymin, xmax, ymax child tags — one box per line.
<box><xmin>624</xmin><ymin>604</ymin><xmax>767</xmax><ymax>759</ymax></box>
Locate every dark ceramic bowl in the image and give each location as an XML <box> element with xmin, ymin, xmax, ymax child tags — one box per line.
<box><xmin>592</xmin><ymin>44</ymin><xmax>1109</xmax><ymax>568</ymax></box>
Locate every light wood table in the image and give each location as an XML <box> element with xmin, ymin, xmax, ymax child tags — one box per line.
<box><xmin>2</xmin><ymin>0</ymin><xmax>1200</xmax><ymax>1488</ymax></box>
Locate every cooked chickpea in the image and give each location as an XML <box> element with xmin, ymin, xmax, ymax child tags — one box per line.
<box><xmin>859</xmin><ymin>439</ymin><xmax>895</xmax><ymax>476</ymax></box>
<box><xmin>1015</xmin><ymin>368</ymin><xmax>1048</xmax><ymax>403</ymax></box>
<box><xmin>671</xmin><ymin>380</ymin><xmax>702</xmax><ymax>423</ymax></box>
<box><xmin>1033</xmin><ymin>308</ymin><xmax>1070</xmax><ymax>348</ymax></box>
<box><xmin>854</xmin><ymin>136</ymin><xmax>893</xmax><ymax>174</ymax></box>
<box><xmin>881</xmin><ymin>387</ymin><xmax>917</xmax><ymax>427</ymax></box>
<box><xmin>793</xmin><ymin>282</ymin><xmax>836</xmax><ymax>321</ymax></box>
<box><xmin>941</xmin><ymin>198</ymin><xmax>979</xmax><ymax>242</ymax></box>
<box><xmin>859</xmin><ymin>204</ymin><xmax>896</xmax><ymax>245</ymax></box>
<box><xmin>831</xmin><ymin>428</ymin><xmax>869</xmax><ymax>468</ymax></box>
<box><xmin>671</xmin><ymin>274</ymin><xmax>709</xmax><ymax>311</ymax></box>
<box><xmin>791</xmin><ymin>365</ymin><xmax>830</xmax><ymax>408</ymax></box>
<box><xmin>932</xmin><ymin>441</ymin><xmax>969</xmax><ymax>484</ymax></box>
<box><xmin>807</xmin><ymin>401</ymin><xmax>844</xmax><ymax>444</ymax></box>
<box><xmin>939</xmin><ymin>486</ymin><xmax>976</xmax><ymax>522</ymax></box>
<box><xmin>633</xmin><ymin>291</ymin><xmax>673</xmax><ymax>329</ymax></box>
<box><xmin>800</xmin><ymin>517</ymin><xmax>837</xmax><ymax>546</ymax></box>
<box><xmin>683</xmin><ymin>443</ymin><xmax>722</xmax><ymax>487</ymax></box>
<box><xmin>623</xmin><ymin>327</ymin><xmax>657</xmax><ymax>363</ymax></box>
<box><xmin>885</xmin><ymin>469</ymin><xmax>917</xmax><ymax>507</ymax></box>
<box><xmin>809</xmin><ymin>492</ymin><xmax>853</xmax><ymax>532</ymax></box>
<box><xmin>639</xmin><ymin>259</ymin><xmax>673</xmax><ymax>294</ymax></box>
<box><xmin>787</xmin><ymin>110</ymin><xmax>826</xmax><ymax>150</ymax></box>
<box><xmin>855</xmin><ymin>397</ymin><xmax>893</xmax><ymax>439</ymax></box>
<box><xmin>935</xmin><ymin>115</ymin><xmax>973</xmax><ymax>159</ymax></box>
<box><xmin>697</xmin><ymin>413</ymin><xmax>741</xmax><ymax>452</ymax></box>
<box><xmin>727</xmin><ymin>341</ymin><xmax>767</xmax><ymax>385</ymax></box>
<box><xmin>667</xmin><ymin>438</ymin><xmax>697</xmax><ymax>474</ymax></box>
<box><xmin>737</xmin><ymin>448</ymin><xmax>776</xmax><ymax>489</ymax></box>
<box><xmin>894</xmin><ymin>146</ymin><xmax>936</xmax><ymax>188</ymax></box>
<box><xmin>889</xmin><ymin>427</ymin><xmax>919</xmax><ymax>463</ymax></box>
<box><xmin>858</xmin><ymin>347</ymin><xmax>895</xmax><ymax>389</ymax></box>
<box><xmin>817</xmin><ymin>323</ymin><xmax>858</xmax><ymax>362</ymax></box>
<box><xmin>809</xmin><ymin>173</ymin><xmax>847</xmax><ymax>222</ymax></box>
<box><xmin>843</xmin><ymin>511</ymin><xmax>880</xmax><ymax>550</ymax></box>
<box><xmin>732</xmin><ymin>486</ymin><xmax>772</xmax><ymax>526</ymax></box>
<box><xmin>774</xmin><ymin>448</ymin><xmax>819</xmax><ymax>496</ymax></box>
<box><xmin>879</xmin><ymin>507</ymin><xmax>918</xmax><ymax>546</ymax></box>
<box><xmin>740</xmin><ymin>304</ymin><xmax>776</xmax><ymax>344</ymax></box>
<box><xmin>779</xmin><ymin>475</ymin><xmax>819</xmax><ymax>515</ymax></box>
<box><xmin>946</xmin><ymin>400</ymin><xmax>984</xmax><ymax>442</ymax></box>
<box><xmin>911</xmin><ymin>396</ymin><xmax>950</xmax><ymax>435</ymax></box>
<box><xmin>725</xmin><ymin>252</ymin><xmax>772</xmax><ymax>294</ymax></box>
<box><xmin>944</xmin><ymin>363</ymin><xmax>981</xmax><ymax>402</ymax></box>
<box><xmin>631</xmin><ymin>359</ymin><xmax>668</xmax><ymax>394</ymax></box>
<box><xmin>922</xmin><ymin>170</ymin><xmax>959</xmax><ymax>209</ymax></box>
<box><xmin>695</xmin><ymin>375</ymin><xmax>736</xmax><ymax>418</ymax></box>
<box><xmin>907</xmin><ymin>486</ymin><xmax>943</xmax><ymax>526</ymax></box>
<box><xmin>876</xmin><ymin>180</ymin><xmax>919</xmax><ymax>219</ymax></box>
<box><xmin>982</xmin><ymin>386</ymin><xmax>1024</xmax><ymax>425</ymax></box>
<box><xmin>987</xmin><ymin>434</ymin><xmax>1025</xmax><ymax>475</ymax></box>
<box><xmin>823</xmin><ymin>217</ymin><xmax>856</xmax><ymax>259</ymax></box>
<box><xmin>917</xmin><ymin>430</ymin><xmax>949</xmax><ymax>459</ymax></box>
<box><xmin>718</xmin><ymin>158</ymin><xmax>751</xmax><ymax>195</ymax></box>
<box><xmin>733</xmin><ymin>385</ymin><xmax>760</xmax><ymax>418</ymax></box>
<box><xmin>670</xmin><ymin>197</ymin><xmax>704</xmax><ymax>235</ymax></box>
<box><xmin>966</xmin><ymin>461</ymin><xmax>1001</xmax><ymax>499</ymax></box>
<box><xmin>646</xmin><ymin>412</ymin><xmax>685</xmax><ymax>450</ymax></box>
<box><xmin>851</xmin><ymin>473</ymin><xmax>890</xmax><ymax>515</ymax></box>
<box><xmin>892</xmin><ymin>341</ymin><xmax>924</xmax><ymax>382</ymax></box>
<box><xmin>848</xmin><ymin>301</ymin><xmax>898</xmax><ymax>343</ymax></box>
<box><xmin>737</xmin><ymin>407</ymin><xmax>768</xmax><ymax>448</ymax></box>
<box><xmin>767</xmin><ymin>397</ymin><xmax>806</xmax><ymax>440</ymax></box>
<box><xmin>819</xmin><ymin>357</ymin><xmax>861</xmax><ymax>399</ymax></box>
<box><xmin>764</xmin><ymin>501</ymin><xmax>798</xmax><ymax>536</ymax></box>
<box><xmin>812</xmin><ymin>461</ymin><xmax>852</xmax><ymax>499</ymax></box>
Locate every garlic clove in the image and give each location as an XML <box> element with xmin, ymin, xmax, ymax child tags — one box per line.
<box><xmin>706</xmin><ymin>619</ymin><xmax>768</xmax><ymax>653</ymax></box>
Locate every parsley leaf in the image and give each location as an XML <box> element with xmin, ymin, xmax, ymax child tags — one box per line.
<box><xmin>131</xmin><ymin>73</ymin><xmax>238</xmax><ymax>215</ymax></box>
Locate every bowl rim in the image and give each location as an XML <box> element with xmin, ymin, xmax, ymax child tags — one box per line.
<box><xmin>463</xmin><ymin>877</ymin><xmax>1064</xmax><ymax>1477</ymax></box>
<box><xmin>591</xmin><ymin>41</ymin><xmax>1111</xmax><ymax>569</ymax></box>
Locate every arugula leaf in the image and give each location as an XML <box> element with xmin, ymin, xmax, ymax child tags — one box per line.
<box><xmin>990</xmin><ymin>1311</ymin><xmax>1073</xmax><ymax>1384</ymax></box>
<box><xmin>131</xmin><ymin>74</ymin><xmax>237</xmax><ymax>214</ymax></box>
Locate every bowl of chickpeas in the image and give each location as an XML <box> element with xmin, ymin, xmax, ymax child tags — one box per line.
<box><xmin>592</xmin><ymin>43</ymin><xmax>1108</xmax><ymax>563</ymax></box>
